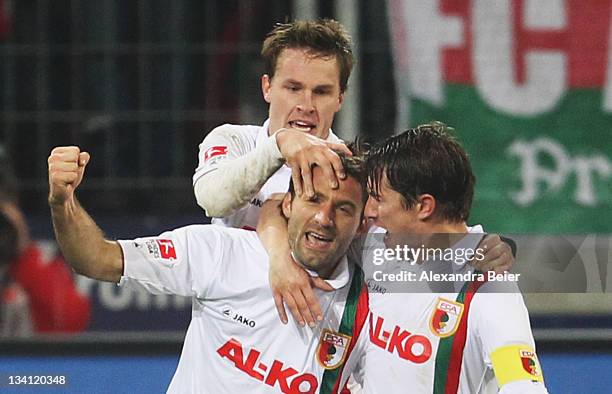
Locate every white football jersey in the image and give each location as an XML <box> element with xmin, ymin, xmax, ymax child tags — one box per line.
<box><xmin>118</xmin><ymin>225</ymin><xmax>368</xmax><ymax>393</ymax></box>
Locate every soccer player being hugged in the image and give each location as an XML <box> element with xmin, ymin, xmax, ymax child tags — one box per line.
<box><xmin>47</xmin><ymin>144</ymin><xmax>370</xmax><ymax>393</ymax></box>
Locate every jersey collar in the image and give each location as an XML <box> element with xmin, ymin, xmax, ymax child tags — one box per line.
<box><xmin>290</xmin><ymin>253</ymin><xmax>351</xmax><ymax>290</ymax></box>
<box><xmin>257</xmin><ymin>119</ymin><xmax>272</xmax><ymax>146</ymax></box>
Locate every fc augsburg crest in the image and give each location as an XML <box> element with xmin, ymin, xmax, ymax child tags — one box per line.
<box><xmin>316</xmin><ymin>329</ymin><xmax>352</xmax><ymax>370</ymax></box>
<box><xmin>430</xmin><ymin>298</ymin><xmax>464</xmax><ymax>338</ymax></box>
<box><xmin>520</xmin><ymin>350</ymin><xmax>541</xmax><ymax>377</ymax></box>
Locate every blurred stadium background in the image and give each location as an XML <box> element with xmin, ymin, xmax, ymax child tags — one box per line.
<box><xmin>1</xmin><ymin>0</ymin><xmax>611</xmax><ymax>392</ymax></box>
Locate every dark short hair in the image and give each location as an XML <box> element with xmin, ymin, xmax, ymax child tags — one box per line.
<box><xmin>288</xmin><ymin>142</ymin><xmax>368</xmax><ymax>205</ymax></box>
<box><xmin>366</xmin><ymin>121</ymin><xmax>475</xmax><ymax>223</ymax></box>
<box><xmin>261</xmin><ymin>19</ymin><xmax>354</xmax><ymax>93</ymax></box>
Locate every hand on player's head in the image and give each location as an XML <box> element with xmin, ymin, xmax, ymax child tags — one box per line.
<box><xmin>48</xmin><ymin>146</ymin><xmax>90</xmax><ymax>206</ymax></box>
<box><xmin>275</xmin><ymin>128</ymin><xmax>351</xmax><ymax>198</ymax></box>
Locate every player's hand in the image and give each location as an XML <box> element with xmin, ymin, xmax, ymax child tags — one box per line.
<box><xmin>471</xmin><ymin>233</ymin><xmax>513</xmax><ymax>274</ymax></box>
<box><xmin>275</xmin><ymin>128</ymin><xmax>352</xmax><ymax>198</ymax></box>
<box><xmin>48</xmin><ymin>146</ymin><xmax>90</xmax><ymax>206</ymax></box>
<box><xmin>269</xmin><ymin>249</ymin><xmax>334</xmax><ymax>327</ymax></box>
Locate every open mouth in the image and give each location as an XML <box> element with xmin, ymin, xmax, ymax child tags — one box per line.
<box><xmin>305</xmin><ymin>231</ymin><xmax>334</xmax><ymax>250</ymax></box>
<box><xmin>289</xmin><ymin>120</ymin><xmax>316</xmax><ymax>133</ymax></box>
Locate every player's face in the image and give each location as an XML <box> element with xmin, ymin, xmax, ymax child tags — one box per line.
<box><xmin>283</xmin><ymin>167</ymin><xmax>364</xmax><ymax>278</ymax></box>
<box><xmin>262</xmin><ymin>48</ymin><xmax>344</xmax><ymax>140</ymax></box>
<box><xmin>365</xmin><ymin>173</ymin><xmax>420</xmax><ymax>235</ymax></box>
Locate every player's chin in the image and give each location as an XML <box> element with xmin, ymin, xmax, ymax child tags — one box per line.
<box><xmin>297</xmin><ymin>248</ymin><xmax>337</xmax><ymax>271</ymax></box>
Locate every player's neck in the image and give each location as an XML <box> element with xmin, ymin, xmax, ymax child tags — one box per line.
<box><xmin>419</xmin><ymin>221</ymin><xmax>468</xmax><ymax>249</ymax></box>
<box><xmin>290</xmin><ymin>251</ymin><xmax>337</xmax><ymax>280</ymax></box>
<box><xmin>427</xmin><ymin>221</ymin><xmax>467</xmax><ymax>234</ymax></box>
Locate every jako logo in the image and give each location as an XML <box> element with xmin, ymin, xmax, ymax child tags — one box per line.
<box><xmin>217</xmin><ymin>338</ymin><xmax>318</xmax><ymax>393</ymax></box>
<box><xmin>223</xmin><ymin>308</ymin><xmax>256</xmax><ymax>328</ymax></box>
<box><xmin>369</xmin><ymin>314</ymin><xmax>432</xmax><ymax>364</ymax></box>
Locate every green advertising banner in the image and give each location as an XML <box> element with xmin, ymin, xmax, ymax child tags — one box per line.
<box><xmin>387</xmin><ymin>0</ymin><xmax>612</xmax><ymax>233</ymax></box>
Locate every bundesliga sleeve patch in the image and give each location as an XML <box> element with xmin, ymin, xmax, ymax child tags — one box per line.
<box><xmin>138</xmin><ymin>239</ymin><xmax>178</xmax><ymax>263</ymax></box>
<box><xmin>491</xmin><ymin>344</ymin><xmax>544</xmax><ymax>387</ymax></box>
<box><xmin>203</xmin><ymin>145</ymin><xmax>228</xmax><ymax>163</ymax></box>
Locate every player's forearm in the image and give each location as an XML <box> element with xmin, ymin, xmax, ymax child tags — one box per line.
<box><xmin>195</xmin><ymin>134</ymin><xmax>284</xmax><ymax>217</ymax></box>
<box><xmin>257</xmin><ymin>199</ymin><xmax>289</xmax><ymax>260</ymax></box>
<box><xmin>50</xmin><ymin>198</ymin><xmax>123</xmax><ymax>283</ymax></box>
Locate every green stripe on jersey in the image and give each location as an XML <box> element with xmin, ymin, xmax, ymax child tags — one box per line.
<box><xmin>320</xmin><ymin>265</ymin><xmax>365</xmax><ymax>394</ymax></box>
<box><xmin>432</xmin><ymin>279</ymin><xmax>472</xmax><ymax>394</ymax></box>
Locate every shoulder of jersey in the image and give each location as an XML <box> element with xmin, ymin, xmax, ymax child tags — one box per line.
<box><xmin>210</xmin><ymin>123</ymin><xmax>260</xmax><ymax>139</ymax></box>
<box><xmin>327</xmin><ymin>130</ymin><xmax>343</xmax><ymax>143</ymax></box>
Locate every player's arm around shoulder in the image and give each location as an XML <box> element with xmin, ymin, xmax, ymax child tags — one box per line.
<box><xmin>48</xmin><ymin>146</ymin><xmax>123</xmax><ymax>283</ymax></box>
<box><xmin>193</xmin><ymin>123</ymin><xmax>284</xmax><ymax>217</ymax></box>
<box><xmin>257</xmin><ymin>195</ymin><xmax>333</xmax><ymax>328</ymax></box>
<box><xmin>471</xmin><ymin>291</ymin><xmax>549</xmax><ymax>393</ymax></box>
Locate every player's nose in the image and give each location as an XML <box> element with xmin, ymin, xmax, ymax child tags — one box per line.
<box><xmin>314</xmin><ymin>201</ymin><xmax>334</xmax><ymax>227</ymax></box>
<box><xmin>296</xmin><ymin>91</ymin><xmax>315</xmax><ymax>113</ymax></box>
<box><xmin>364</xmin><ymin>197</ymin><xmax>378</xmax><ymax>220</ymax></box>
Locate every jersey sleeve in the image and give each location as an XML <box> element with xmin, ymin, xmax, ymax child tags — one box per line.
<box><xmin>471</xmin><ymin>291</ymin><xmax>548</xmax><ymax>393</ymax></box>
<box><xmin>117</xmin><ymin>225</ymin><xmax>224</xmax><ymax>298</ymax></box>
<box><xmin>192</xmin><ymin>124</ymin><xmax>285</xmax><ymax>218</ymax></box>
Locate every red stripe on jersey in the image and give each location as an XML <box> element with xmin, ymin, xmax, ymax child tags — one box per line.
<box><xmin>445</xmin><ymin>279</ymin><xmax>487</xmax><ymax>394</ymax></box>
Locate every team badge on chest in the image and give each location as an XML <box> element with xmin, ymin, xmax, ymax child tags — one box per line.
<box><xmin>429</xmin><ymin>298</ymin><xmax>464</xmax><ymax>338</ymax></box>
<box><xmin>316</xmin><ymin>329</ymin><xmax>352</xmax><ymax>370</ymax></box>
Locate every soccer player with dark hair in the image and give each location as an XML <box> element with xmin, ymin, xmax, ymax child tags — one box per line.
<box><xmin>350</xmin><ymin>122</ymin><xmax>548</xmax><ymax>393</ymax></box>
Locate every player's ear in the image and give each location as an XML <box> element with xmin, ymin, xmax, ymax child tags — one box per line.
<box><xmin>262</xmin><ymin>74</ymin><xmax>272</xmax><ymax>103</ymax></box>
<box><xmin>336</xmin><ymin>91</ymin><xmax>344</xmax><ymax>112</ymax></box>
<box><xmin>281</xmin><ymin>192</ymin><xmax>293</xmax><ymax>218</ymax></box>
<box><xmin>416</xmin><ymin>194</ymin><xmax>436</xmax><ymax>220</ymax></box>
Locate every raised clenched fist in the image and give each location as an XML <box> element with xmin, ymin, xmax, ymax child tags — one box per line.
<box><xmin>48</xmin><ymin>146</ymin><xmax>90</xmax><ymax>206</ymax></box>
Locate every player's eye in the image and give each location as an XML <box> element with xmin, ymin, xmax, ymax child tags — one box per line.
<box><xmin>314</xmin><ymin>87</ymin><xmax>331</xmax><ymax>95</ymax></box>
<box><xmin>306</xmin><ymin>194</ymin><xmax>320</xmax><ymax>203</ymax></box>
<box><xmin>339</xmin><ymin>205</ymin><xmax>354</xmax><ymax>215</ymax></box>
